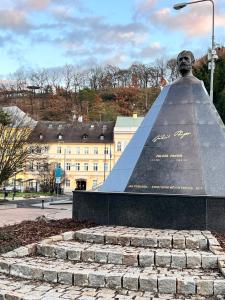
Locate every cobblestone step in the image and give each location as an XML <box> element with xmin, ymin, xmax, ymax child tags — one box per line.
<box><xmin>0</xmin><ymin>274</ymin><xmax>214</xmax><ymax>300</ymax></box>
<box><xmin>0</xmin><ymin>257</ymin><xmax>224</xmax><ymax>295</ymax></box>
<box><xmin>36</xmin><ymin>240</ymin><xmax>218</xmax><ymax>269</ymax></box>
<box><xmin>74</xmin><ymin>226</ymin><xmax>210</xmax><ymax>250</ymax></box>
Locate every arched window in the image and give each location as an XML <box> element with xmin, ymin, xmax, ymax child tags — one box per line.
<box><xmin>58</xmin><ymin>133</ymin><xmax>63</xmax><ymax>140</ymax></box>
<box><xmin>99</xmin><ymin>134</ymin><xmax>105</xmax><ymax>140</ymax></box>
<box><xmin>82</xmin><ymin>133</ymin><xmax>88</xmax><ymax>140</ymax></box>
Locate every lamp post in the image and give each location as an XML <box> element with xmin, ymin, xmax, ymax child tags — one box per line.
<box><xmin>173</xmin><ymin>0</ymin><xmax>216</xmax><ymax>102</ymax></box>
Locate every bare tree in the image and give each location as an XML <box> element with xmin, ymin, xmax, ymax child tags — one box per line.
<box><xmin>166</xmin><ymin>58</ymin><xmax>179</xmax><ymax>82</ymax></box>
<box><xmin>0</xmin><ymin>107</ymin><xmax>38</xmax><ymax>186</ymax></box>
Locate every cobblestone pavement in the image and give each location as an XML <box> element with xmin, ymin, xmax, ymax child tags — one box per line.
<box><xmin>0</xmin><ymin>226</ymin><xmax>225</xmax><ymax>299</ymax></box>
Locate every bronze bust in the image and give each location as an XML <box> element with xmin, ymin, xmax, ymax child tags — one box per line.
<box><xmin>177</xmin><ymin>50</ymin><xmax>195</xmax><ymax>77</ymax></box>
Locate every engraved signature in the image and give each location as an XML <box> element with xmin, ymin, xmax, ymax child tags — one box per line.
<box><xmin>152</xmin><ymin>130</ymin><xmax>191</xmax><ymax>143</ymax></box>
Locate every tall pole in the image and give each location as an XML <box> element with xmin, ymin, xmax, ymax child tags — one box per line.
<box><xmin>173</xmin><ymin>0</ymin><xmax>215</xmax><ymax>101</ymax></box>
<box><xmin>209</xmin><ymin>0</ymin><xmax>215</xmax><ymax>102</ymax></box>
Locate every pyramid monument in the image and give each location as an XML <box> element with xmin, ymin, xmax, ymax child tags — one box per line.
<box><xmin>101</xmin><ymin>50</ymin><xmax>225</xmax><ymax>197</ymax></box>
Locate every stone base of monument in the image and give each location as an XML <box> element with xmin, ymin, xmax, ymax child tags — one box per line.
<box><xmin>73</xmin><ymin>191</ymin><xmax>225</xmax><ymax>232</ymax></box>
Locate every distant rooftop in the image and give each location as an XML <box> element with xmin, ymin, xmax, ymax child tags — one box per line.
<box><xmin>115</xmin><ymin>115</ymin><xmax>144</xmax><ymax>129</ymax></box>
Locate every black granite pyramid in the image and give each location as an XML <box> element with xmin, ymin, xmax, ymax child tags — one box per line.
<box><xmin>101</xmin><ymin>76</ymin><xmax>225</xmax><ymax>196</ymax></box>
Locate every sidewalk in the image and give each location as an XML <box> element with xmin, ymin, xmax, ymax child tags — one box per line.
<box><xmin>0</xmin><ymin>205</ymin><xmax>72</xmax><ymax>227</ymax></box>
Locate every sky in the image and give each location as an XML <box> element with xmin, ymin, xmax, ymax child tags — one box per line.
<box><xmin>0</xmin><ymin>0</ymin><xmax>225</xmax><ymax>77</ymax></box>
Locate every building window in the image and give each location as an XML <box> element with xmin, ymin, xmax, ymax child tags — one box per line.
<box><xmin>29</xmin><ymin>146</ymin><xmax>35</xmax><ymax>154</ymax></box>
<box><xmin>75</xmin><ymin>147</ymin><xmax>80</xmax><ymax>154</ymax></box>
<box><xmin>43</xmin><ymin>146</ymin><xmax>49</xmax><ymax>154</ymax></box>
<box><xmin>75</xmin><ymin>163</ymin><xmax>80</xmax><ymax>171</ymax></box>
<box><xmin>36</xmin><ymin>146</ymin><xmax>42</xmax><ymax>154</ymax></box>
<box><xmin>104</xmin><ymin>163</ymin><xmax>109</xmax><ymax>172</ymax></box>
<box><xmin>66</xmin><ymin>179</ymin><xmax>70</xmax><ymax>187</ymax></box>
<box><xmin>29</xmin><ymin>180</ymin><xmax>34</xmax><ymax>188</ymax></box>
<box><xmin>104</xmin><ymin>147</ymin><xmax>109</xmax><ymax>154</ymax></box>
<box><xmin>36</xmin><ymin>162</ymin><xmax>41</xmax><ymax>170</ymax></box>
<box><xmin>56</xmin><ymin>162</ymin><xmax>61</xmax><ymax>168</ymax></box>
<box><xmin>39</xmin><ymin>133</ymin><xmax>43</xmax><ymax>140</ymax></box>
<box><xmin>84</xmin><ymin>147</ymin><xmax>89</xmax><ymax>155</ymax></box>
<box><xmin>29</xmin><ymin>161</ymin><xmax>34</xmax><ymax>171</ymax></box>
<box><xmin>66</xmin><ymin>163</ymin><xmax>71</xmax><ymax>170</ymax></box>
<box><xmin>93</xmin><ymin>163</ymin><xmax>98</xmax><ymax>171</ymax></box>
<box><xmin>84</xmin><ymin>163</ymin><xmax>89</xmax><ymax>171</ymax></box>
<box><xmin>99</xmin><ymin>134</ymin><xmax>104</xmax><ymax>140</ymax></box>
<box><xmin>57</xmin><ymin>146</ymin><xmax>62</xmax><ymax>154</ymax></box>
<box><xmin>117</xmin><ymin>141</ymin><xmax>122</xmax><ymax>152</ymax></box>
<box><xmin>93</xmin><ymin>180</ymin><xmax>97</xmax><ymax>188</ymax></box>
<box><xmin>66</xmin><ymin>147</ymin><xmax>71</xmax><ymax>154</ymax></box>
<box><xmin>93</xmin><ymin>147</ymin><xmax>98</xmax><ymax>154</ymax></box>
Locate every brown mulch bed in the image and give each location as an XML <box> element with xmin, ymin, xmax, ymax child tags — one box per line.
<box><xmin>213</xmin><ymin>232</ymin><xmax>225</xmax><ymax>251</ymax></box>
<box><xmin>1</xmin><ymin>219</ymin><xmax>225</xmax><ymax>255</ymax></box>
<box><xmin>0</xmin><ymin>218</ymin><xmax>95</xmax><ymax>254</ymax></box>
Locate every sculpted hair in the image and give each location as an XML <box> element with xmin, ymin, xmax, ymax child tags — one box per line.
<box><xmin>177</xmin><ymin>50</ymin><xmax>195</xmax><ymax>63</ymax></box>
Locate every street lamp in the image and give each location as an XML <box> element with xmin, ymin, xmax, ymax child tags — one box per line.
<box><xmin>173</xmin><ymin>0</ymin><xmax>216</xmax><ymax>102</ymax></box>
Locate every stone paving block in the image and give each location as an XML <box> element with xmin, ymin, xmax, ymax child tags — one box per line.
<box><xmin>95</xmin><ymin>250</ymin><xmax>108</xmax><ymax>263</ymax></box>
<box><xmin>131</xmin><ymin>236</ymin><xmax>158</xmax><ymax>248</ymax></box>
<box><xmin>67</xmin><ymin>249</ymin><xmax>81</xmax><ymax>261</ymax></box>
<box><xmin>117</xmin><ymin>235</ymin><xmax>131</xmax><ymax>246</ymax></box>
<box><xmin>177</xmin><ymin>277</ymin><xmax>196</xmax><ymax>295</ymax></box>
<box><xmin>186</xmin><ymin>237</ymin><xmax>199</xmax><ymax>249</ymax></box>
<box><xmin>122</xmin><ymin>253</ymin><xmax>138</xmax><ymax>266</ymax></box>
<box><xmin>172</xmin><ymin>236</ymin><xmax>185</xmax><ymax>249</ymax></box>
<box><xmin>123</xmin><ymin>273</ymin><xmax>139</xmax><ymax>291</ymax></box>
<box><xmin>155</xmin><ymin>252</ymin><xmax>171</xmax><ymax>267</ymax></box>
<box><xmin>214</xmin><ymin>280</ymin><xmax>225</xmax><ymax>295</ymax></box>
<box><xmin>55</xmin><ymin>247</ymin><xmax>67</xmax><ymax>259</ymax></box>
<box><xmin>201</xmin><ymin>254</ymin><xmax>218</xmax><ymax>269</ymax></box>
<box><xmin>139</xmin><ymin>274</ymin><xmax>157</xmax><ymax>292</ymax></box>
<box><xmin>88</xmin><ymin>271</ymin><xmax>106</xmax><ymax>287</ymax></box>
<box><xmin>105</xmin><ymin>272</ymin><xmax>122</xmax><ymax>289</ymax></box>
<box><xmin>0</xmin><ymin>260</ymin><xmax>10</xmax><ymax>274</ymax></box>
<box><xmin>91</xmin><ymin>233</ymin><xmax>105</xmax><ymax>244</ymax></box>
<box><xmin>10</xmin><ymin>264</ymin><xmax>33</xmax><ymax>279</ymax></box>
<box><xmin>43</xmin><ymin>270</ymin><xmax>58</xmax><ymax>283</ymax></box>
<box><xmin>186</xmin><ymin>253</ymin><xmax>201</xmax><ymax>268</ymax></box>
<box><xmin>171</xmin><ymin>253</ymin><xmax>186</xmax><ymax>269</ymax></box>
<box><xmin>105</xmin><ymin>234</ymin><xmax>118</xmax><ymax>245</ymax></box>
<box><xmin>58</xmin><ymin>271</ymin><xmax>73</xmax><ymax>285</ymax></box>
<box><xmin>199</xmin><ymin>238</ymin><xmax>208</xmax><ymax>250</ymax></box>
<box><xmin>38</xmin><ymin>245</ymin><xmax>55</xmax><ymax>257</ymax></box>
<box><xmin>81</xmin><ymin>250</ymin><xmax>95</xmax><ymax>262</ymax></box>
<box><xmin>73</xmin><ymin>271</ymin><xmax>89</xmax><ymax>287</ymax></box>
<box><xmin>74</xmin><ymin>231</ymin><xmax>85</xmax><ymax>242</ymax></box>
<box><xmin>139</xmin><ymin>252</ymin><xmax>154</xmax><ymax>267</ymax></box>
<box><xmin>197</xmin><ymin>279</ymin><xmax>213</xmax><ymax>296</ymax></box>
<box><xmin>62</xmin><ymin>231</ymin><xmax>75</xmax><ymax>241</ymax></box>
<box><xmin>158</xmin><ymin>236</ymin><xmax>172</xmax><ymax>248</ymax></box>
<box><xmin>108</xmin><ymin>252</ymin><xmax>123</xmax><ymax>264</ymax></box>
<box><xmin>158</xmin><ymin>277</ymin><xmax>176</xmax><ymax>294</ymax></box>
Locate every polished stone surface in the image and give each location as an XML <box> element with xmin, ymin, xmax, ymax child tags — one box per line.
<box><xmin>101</xmin><ymin>76</ymin><xmax>225</xmax><ymax>196</ymax></box>
<box><xmin>73</xmin><ymin>191</ymin><xmax>225</xmax><ymax>231</ymax></box>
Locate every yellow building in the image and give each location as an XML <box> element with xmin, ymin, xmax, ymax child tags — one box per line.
<box><xmin>114</xmin><ymin>114</ymin><xmax>144</xmax><ymax>164</ymax></box>
<box><xmin>20</xmin><ymin>115</ymin><xmax>143</xmax><ymax>193</ymax></box>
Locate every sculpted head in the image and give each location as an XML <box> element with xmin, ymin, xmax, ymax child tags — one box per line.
<box><xmin>177</xmin><ymin>50</ymin><xmax>195</xmax><ymax>77</ymax></box>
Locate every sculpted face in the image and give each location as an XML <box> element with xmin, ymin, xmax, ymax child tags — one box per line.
<box><xmin>177</xmin><ymin>51</ymin><xmax>195</xmax><ymax>77</ymax></box>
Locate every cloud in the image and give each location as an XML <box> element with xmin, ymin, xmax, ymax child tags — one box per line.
<box><xmin>151</xmin><ymin>5</ymin><xmax>225</xmax><ymax>38</ymax></box>
<box><xmin>134</xmin><ymin>0</ymin><xmax>157</xmax><ymax>18</ymax></box>
<box><xmin>0</xmin><ymin>9</ymin><xmax>31</xmax><ymax>33</ymax></box>
<box><xmin>131</xmin><ymin>42</ymin><xmax>165</xmax><ymax>61</ymax></box>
